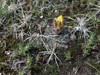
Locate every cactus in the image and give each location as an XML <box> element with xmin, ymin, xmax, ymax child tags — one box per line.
<box><xmin>53</xmin><ymin>15</ymin><xmax>64</xmax><ymax>34</ymax></box>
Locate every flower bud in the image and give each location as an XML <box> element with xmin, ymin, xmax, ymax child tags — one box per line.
<box><xmin>53</xmin><ymin>15</ymin><xmax>64</xmax><ymax>34</ymax></box>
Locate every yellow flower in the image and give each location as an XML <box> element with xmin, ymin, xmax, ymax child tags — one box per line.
<box><xmin>53</xmin><ymin>15</ymin><xmax>64</xmax><ymax>34</ymax></box>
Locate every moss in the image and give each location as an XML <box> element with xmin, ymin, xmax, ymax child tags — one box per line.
<box><xmin>90</xmin><ymin>62</ymin><xmax>100</xmax><ymax>73</ymax></box>
<box><xmin>1</xmin><ymin>38</ymin><xmax>7</xmax><ymax>42</ymax></box>
<box><xmin>0</xmin><ymin>54</ymin><xmax>7</xmax><ymax>62</ymax></box>
<box><xmin>9</xmin><ymin>40</ymin><xmax>17</xmax><ymax>47</ymax></box>
<box><xmin>33</xmin><ymin>64</ymin><xmax>41</xmax><ymax>73</ymax></box>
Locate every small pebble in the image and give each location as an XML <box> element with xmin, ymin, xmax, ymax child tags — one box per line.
<box><xmin>40</xmin><ymin>16</ymin><xmax>43</xmax><ymax>18</ymax></box>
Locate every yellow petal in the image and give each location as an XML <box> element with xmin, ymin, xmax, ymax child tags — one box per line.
<box><xmin>58</xmin><ymin>15</ymin><xmax>63</xmax><ymax>22</ymax></box>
